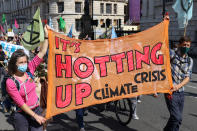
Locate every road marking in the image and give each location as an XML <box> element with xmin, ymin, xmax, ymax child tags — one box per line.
<box><xmin>186</xmin><ymin>85</ymin><xmax>197</xmax><ymax>89</ymax></box>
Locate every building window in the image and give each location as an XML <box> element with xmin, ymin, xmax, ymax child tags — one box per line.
<box><xmin>22</xmin><ymin>0</ymin><xmax>23</xmax><ymax>8</ymax></box>
<box><xmin>29</xmin><ymin>0</ymin><xmax>31</xmax><ymax>6</ymax></box>
<box><xmin>165</xmin><ymin>0</ymin><xmax>173</xmax><ymax>2</ymax></box>
<box><xmin>24</xmin><ymin>0</ymin><xmax>26</xmax><ymax>7</ymax></box>
<box><xmin>114</xmin><ymin>4</ymin><xmax>117</xmax><ymax>14</ymax></box>
<box><xmin>100</xmin><ymin>3</ymin><xmax>104</xmax><ymax>14</ymax></box>
<box><xmin>124</xmin><ymin>5</ymin><xmax>127</xmax><ymax>15</ymax></box>
<box><xmin>100</xmin><ymin>19</ymin><xmax>105</xmax><ymax>28</ymax></box>
<box><xmin>106</xmin><ymin>3</ymin><xmax>112</xmax><ymax>14</ymax></box>
<box><xmin>75</xmin><ymin>2</ymin><xmax>82</xmax><ymax>13</ymax></box>
<box><xmin>106</xmin><ymin>19</ymin><xmax>111</xmax><ymax>27</ymax></box>
<box><xmin>113</xmin><ymin>19</ymin><xmax>118</xmax><ymax>26</ymax></box>
<box><xmin>34</xmin><ymin>6</ymin><xmax>37</xmax><ymax>14</ymax></box>
<box><xmin>47</xmin><ymin>3</ymin><xmax>49</xmax><ymax>13</ymax></box>
<box><xmin>75</xmin><ymin>19</ymin><xmax>81</xmax><ymax>32</ymax></box>
<box><xmin>57</xmin><ymin>2</ymin><xmax>64</xmax><ymax>13</ymax></box>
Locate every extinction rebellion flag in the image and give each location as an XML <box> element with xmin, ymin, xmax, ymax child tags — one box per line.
<box><xmin>21</xmin><ymin>8</ymin><xmax>44</xmax><ymax>50</ymax></box>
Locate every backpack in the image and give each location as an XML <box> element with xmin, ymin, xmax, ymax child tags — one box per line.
<box><xmin>0</xmin><ymin>72</ymin><xmax>34</xmax><ymax>114</ymax></box>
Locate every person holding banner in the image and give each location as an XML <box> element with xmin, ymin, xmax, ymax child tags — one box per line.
<box><xmin>163</xmin><ymin>15</ymin><xmax>193</xmax><ymax>131</ymax></box>
<box><xmin>164</xmin><ymin>36</ymin><xmax>193</xmax><ymax>131</ymax></box>
<box><xmin>71</xmin><ymin>33</ymin><xmax>86</xmax><ymax>131</ymax></box>
<box><xmin>5</xmin><ymin>25</ymin><xmax>49</xmax><ymax>131</ymax></box>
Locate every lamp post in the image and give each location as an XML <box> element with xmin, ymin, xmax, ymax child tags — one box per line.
<box><xmin>91</xmin><ymin>0</ymin><xmax>93</xmax><ymax>20</ymax></box>
<box><xmin>17</xmin><ymin>0</ymin><xmax>19</xmax><ymax>22</ymax></box>
<box><xmin>16</xmin><ymin>0</ymin><xmax>21</xmax><ymax>33</ymax></box>
<box><xmin>91</xmin><ymin>0</ymin><xmax>94</xmax><ymax>40</ymax></box>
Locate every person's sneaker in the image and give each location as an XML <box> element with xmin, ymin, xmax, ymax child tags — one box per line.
<box><xmin>84</xmin><ymin>110</ymin><xmax>88</xmax><ymax>116</ymax></box>
<box><xmin>137</xmin><ymin>99</ymin><xmax>142</xmax><ymax>103</ymax></box>
<box><xmin>132</xmin><ymin>115</ymin><xmax>139</xmax><ymax>120</ymax></box>
<box><xmin>153</xmin><ymin>93</ymin><xmax>158</xmax><ymax>98</ymax></box>
<box><xmin>80</xmin><ymin>128</ymin><xmax>85</xmax><ymax>131</ymax></box>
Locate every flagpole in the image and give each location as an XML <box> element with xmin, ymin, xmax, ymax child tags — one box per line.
<box><xmin>91</xmin><ymin>0</ymin><xmax>94</xmax><ymax>40</ymax></box>
<box><xmin>5</xmin><ymin>19</ymin><xmax>8</xmax><ymax>33</ymax></box>
<box><xmin>184</xmin><ymin>17</ymin><xmax>188</xmax><ymax>37</ymax></box>
<box><xmin>162</xmin><ymin>0</ymin><xmax>166</xmax><ymax>18</ymax></box>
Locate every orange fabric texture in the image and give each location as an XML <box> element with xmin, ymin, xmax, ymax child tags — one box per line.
<box><xmin>46</xmin><ymin>20</ymin><xmax>173</xmax><ymax>119</ymax></box>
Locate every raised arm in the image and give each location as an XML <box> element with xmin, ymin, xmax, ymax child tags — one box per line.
<box><xmin>37</xmin><ymin>25</ymin><xmax>49</xmax><ymax>59</ymax></box>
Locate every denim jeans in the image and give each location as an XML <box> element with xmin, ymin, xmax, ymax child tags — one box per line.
<box><xmin>164</xmin><ymin>91</ymin><xmax>184</xmax><ymax>131</ymax></box>
<box><xmin>76</xmin><ymin>108</ymin><xmax>84</xmax><ymax>128</ymax></box>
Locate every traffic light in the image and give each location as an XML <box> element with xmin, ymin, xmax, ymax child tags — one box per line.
<box><xmin>106</xmin><ymin>19</ymin><xmax>110</xmax><ymax>28</ymax></box>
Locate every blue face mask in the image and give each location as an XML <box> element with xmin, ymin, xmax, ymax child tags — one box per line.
<box><xmin>17</xmin><ymin>64</ymin><xmax>27</xmax><ymax>73</ymax></box>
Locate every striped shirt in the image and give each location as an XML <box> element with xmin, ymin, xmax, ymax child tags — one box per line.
<box><xmin>170</xmin><ymin>49</ymin><xmax>193</xmax><ymax>92</ymax></box>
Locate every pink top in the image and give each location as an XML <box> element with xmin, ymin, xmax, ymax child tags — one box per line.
<box><xmin>6</xmin><ymin>55</ymin><xmax>43</xmax><ymax>108</ymax></box>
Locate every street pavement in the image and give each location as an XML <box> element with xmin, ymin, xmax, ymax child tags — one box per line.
<box><xmin>0</xmin><ymin>74</ymin><xmax>197</xmax><ymax>131</ymax></box>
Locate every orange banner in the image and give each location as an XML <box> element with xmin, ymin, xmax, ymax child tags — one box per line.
<box><xmin>46</xmin><ymin>20</ymin><xmax>173</xmax><ymax>119</ymax></box>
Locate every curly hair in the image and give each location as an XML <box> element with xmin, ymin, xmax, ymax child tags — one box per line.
<box><xmin>8</xmin><ymin>49</ymin><xmax>29</xmax><ymax>75</ymax></box>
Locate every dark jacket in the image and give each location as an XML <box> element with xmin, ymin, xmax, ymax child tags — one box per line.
<box><xmin>0</xmin><ymin>50</ymin><xmax>6</xmax><ymax>67</ymax></box>
<box><xmin>0</xmin><ymin>50</ymin><xmax>6</xmax><ymax>61</ymax></box>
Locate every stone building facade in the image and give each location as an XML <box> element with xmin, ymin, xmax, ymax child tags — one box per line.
<box><xmin>140</xmin><ymin>0</ymin><xmax>197</xmax><ymax>42</ymax></box>
<box><xmin>140</xmin><ymin>0</ymin><xmax>197</xmax><ymax>72</ymax></box>
<box><xmin>0</xmin><ymin>0</ymin><xmax>48</xmax><ymax>33</ymax></box>
<box><xmin>0</xmin><ymin>0</ymin><xmax>127</xmax><ymax>39</ymax></box>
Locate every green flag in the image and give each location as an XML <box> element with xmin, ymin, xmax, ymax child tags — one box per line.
<box><xmin>104</xmin><ymin>33</ymin><xmax>107</xmax><ymax>39</ymax></box>
<box><xmin>59</xmin><ymin>17</ymin><xmax>66</xmax><ymax>30</ymax></box>
<box><xmin>21</xmin><ymin>7</ymin><xmax>44</xmax><ymax>50</ymax></box>
<box><xmin>2</xmin><ymin>14</ymin><xmax>6</xmax><ymax>24</ymax></box>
